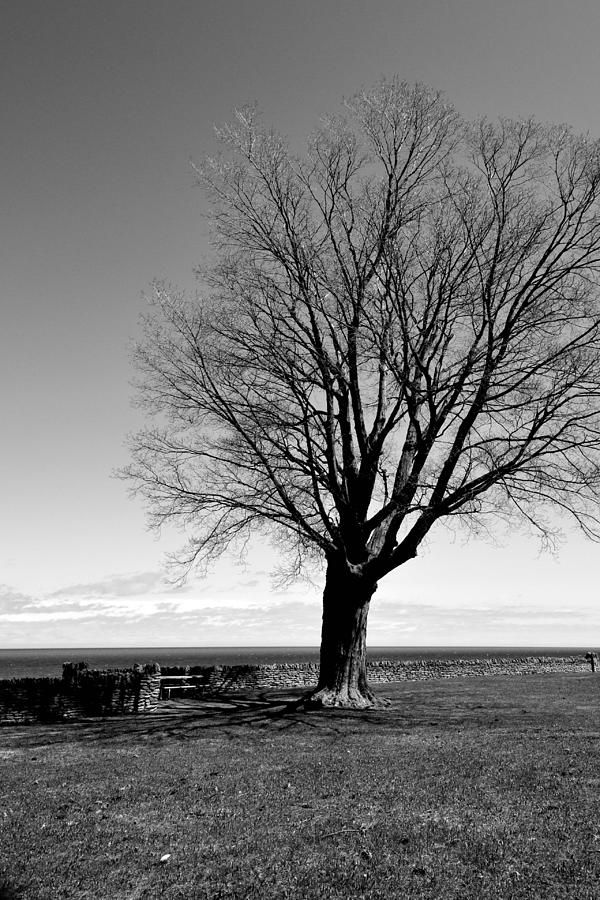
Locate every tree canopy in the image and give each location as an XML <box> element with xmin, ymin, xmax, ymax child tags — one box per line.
<box><xmin>125</xmin><ymin>79</ymin><xmax>600</xmax><ymax>706</ymax></box>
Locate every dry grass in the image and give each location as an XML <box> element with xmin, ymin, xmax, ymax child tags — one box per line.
<box><xmin>2</xmin><ymin>673</ymin><xmax>600</xmax><ymax>899</ymax></box>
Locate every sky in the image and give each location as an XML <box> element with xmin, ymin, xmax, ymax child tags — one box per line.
<box><xmin>3</xmin><ymin>0</ymin><xmax>600</xmax><ymax>648</ymax></box>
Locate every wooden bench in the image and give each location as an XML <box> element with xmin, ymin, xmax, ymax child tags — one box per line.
<box><xmin>159</xmin><ymin>676</ymin><xmax>202</xmax><ymax>700</ymax></box>
<box><xmin>161</xmin><ymin>684</ymin><xmax>199</xmax><ymax>700</ymax></box>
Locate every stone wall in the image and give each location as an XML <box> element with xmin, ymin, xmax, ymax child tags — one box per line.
<box><xmin>160</xmin><ymin>656</ymin><xmax>588</xmax><ymax>694</ymax></box>
<box><xmin>0</xmin><ymin>662</ymin><xmax>162</xmax><ymax>725</ymax></box>
<box><xmin>160</xmin><ymin>663</ymin><xmax>320</xmax><ymax>695</ymax></box>
<box><xmin>366</xmin><ymin>656</ymin><xmax>587</xmax><ymax>682</ymax></box>
<box><xmin>0</xmin><ymin>655</ymin><xmax>591</xmax><ymax>725</ymax></box>
<box><xmin>0</xmin><ymin>677</ymin><xmax>67</xmax><ymax>725</ymax></box>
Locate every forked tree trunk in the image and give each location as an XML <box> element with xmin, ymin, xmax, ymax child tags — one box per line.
<box><xmin>309</xmin><ymin>557</ymin><xmax>378</xmax><ymax>709</ymax></box>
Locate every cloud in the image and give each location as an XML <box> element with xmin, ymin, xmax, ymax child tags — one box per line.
<box><xmin>0</xmin><ymin>585</ymin><xmax>39</xmax><ymax>615</ymax></box>
<box><xmin>39</xmin><ymin>568</ymin><xmax>316</xmax><ymax>610</ymax></box>
<box><xmin>0</xmin><ymin>567</ymin><xmax>322</xmax><ymax>641</ymax></box>
<box><xmin>49</xmin><ymin>570</ymin><xmax>171</xmax><ymax>599</ymax></box>
<box><xmin>3</xmin><ymin>563</ymin><xmax>596</xmax><ymax>649</ymax></box>
<box><xmin>367</xmin><ymin>595</ymin><xmax>600</xmax><ymax>644</ymax></box>
<box><xmin>0</xmin><ymin>587</ymin><xmax>324</xmax><ymax>648</ymax></box>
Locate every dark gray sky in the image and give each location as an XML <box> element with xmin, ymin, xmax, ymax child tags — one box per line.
<box><xmin>3</xmin><ymin>0</ymin><xmax>600</xmax><ymax>647</ymax></box>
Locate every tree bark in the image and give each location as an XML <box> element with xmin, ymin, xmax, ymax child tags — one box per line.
<box><xmin>309</xmin><ymin>557</ymin><xmax>378</xmax><ymax>709</ymax></box>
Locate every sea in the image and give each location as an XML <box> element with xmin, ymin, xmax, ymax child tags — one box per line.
<box><xmin>0</xmin><ymin>646</ymin><xmax>588</xmax><ymax>680</ymax></box>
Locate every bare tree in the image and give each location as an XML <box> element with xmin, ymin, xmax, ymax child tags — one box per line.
<box><xmin>124</xmin><ymin>79</ymin><xmax>600</xmax><ymax>707</ymax></box>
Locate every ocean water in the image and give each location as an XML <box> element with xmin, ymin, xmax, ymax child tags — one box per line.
<box><xmin>0</xmin><ymin>646</ymin><xmax>588</xmax><ymax>680</ymax></box>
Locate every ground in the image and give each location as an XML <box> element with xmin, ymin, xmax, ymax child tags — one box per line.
<box><xmin>1</xmin><ymin>673</ymin><xmax>600</xmax><ymax>899</ymax></box>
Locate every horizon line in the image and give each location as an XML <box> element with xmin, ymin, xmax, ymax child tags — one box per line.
<box><xmin>1</xmin><ymin>643</ymin><xmax>593</xmax><ymax>651</ymax></box>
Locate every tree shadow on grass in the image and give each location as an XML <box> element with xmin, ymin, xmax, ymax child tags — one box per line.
<box><xmin>1</xmin><ymin>686</ymin><xmax>404</xmax><ymax>749</ymax></box>
<box><xmin>0</xmin><ymin>877</ymin><xmax>21</xmax><ymax>900</ymax></box>
<box><xmin>4</xmin><ymin>674</ymin><xmax>596</xmax><ymax>751</ymax></box>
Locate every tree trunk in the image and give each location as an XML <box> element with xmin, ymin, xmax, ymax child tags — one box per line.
<box><xmin>309</xmin><ymin>558</ymin><xmax>378</xmax><ymax>709</ymax></box>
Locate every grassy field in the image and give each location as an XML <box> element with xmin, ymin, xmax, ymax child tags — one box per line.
<box><xmin>2</xmin><ymin>673</ymin><xmax>600</xmax><ymax>899</ymax></box>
